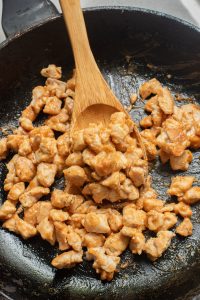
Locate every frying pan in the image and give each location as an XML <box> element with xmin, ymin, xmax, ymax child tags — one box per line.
<box><xmin>0</xmin><ymin>0</ymin><xmax>200</xmax><ymax>299</ymax></box>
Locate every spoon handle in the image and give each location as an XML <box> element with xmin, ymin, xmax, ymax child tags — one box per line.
<box><xmin>59</xmin><ymin>0</ymin><xmax>97</xmax><ymax>76</ymax></box>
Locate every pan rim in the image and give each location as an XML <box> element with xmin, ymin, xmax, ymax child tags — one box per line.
<box><xmin>0</xmin><ymin>6</ymin><xmax>199</xmax><ymax>52</ymax></box>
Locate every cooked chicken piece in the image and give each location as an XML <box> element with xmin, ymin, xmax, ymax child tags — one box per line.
<box><xmin>7</xmin><ymin>135</ymin><xmax>25</xmax><ymax>152</ymax></box>
<box><xmin>82</xmin><ymin>183</ymin><xmax>120</xmax><ymax>203</ymax></box>
<box><xmin>74</xmin><ymin>228</ymin><xmax>87</xmax><ymax>242</ymax></box>
<box><xmin>3</xmin><ymin>214</ymin><xmax>37</xmax><ymax>239</ymax></box>
<box><xmin>29</xmin><ymin>126</ymin><xmax>54</xmax><ymax>138</ymax></box>
<box><xmin>19</xmin><ymin>187</ymin><xmax>50</xmax><ymax>208</ymax></box>
<box><xmin>140</xmin><ymin>115</ymin><xmax>153</xmax><ymax>128</ymax></box>
<box><xmin>2</xmin><ymin>214</ymin><xmax>19</xmax><ymax>232</ymax></box>
<box><xmin>43</xmin><ymin>96</ymin><xmax>62</xmax><ymax>115</ymax></box>
<box><xmin>66</xmin><ymin>225</ymin><xmax>82</xmax><ymax>251</ymax></box>
<box><xmin>159</xmin><ymin>149</ymin><xmax>170</xmax><ymax>164</ymax></box>
<box><xmin>41</xmin><ymin>64</ymin><xmax>62</xmax><ymax>79</ymax></box>
<box><xmin>121</xmin><ymin>226</ymin><xmax>139</xmax><ymax>237</ymax></box>
<box><xmin>37</xmin><ymin>217</ymin><xmax>56</xmax><ymax>245</ymax></box>
<box><xmin>174</xmin><ymin>202</ymin><xmax>192</xmax><ymax>218</ymax></box>
<box><xmin>151</xmin><ymin>106</ymin><xmax>166</xmax><ymax>127</ymax></box>
<box><xmin>129</xmin><ymin>230</ymin><xmax>145</xmax><ymax>255</ymax></box>
<box><xmin>176</xmin><ymin>218</ymin><xmax>193</xmax><ymax>237</ymax></box>
<box><xmin>15</xmin><ymin>216</ymin><xmax>37</xmax><ymax>239</ymax></box>
<box><xmin>0</xmin><ymin>138</ymin><xmax>8</xmax><ymax>160</ymax></box>
<box><xmin>139</xmin><ymin>78</ymin><xmax>163</xmax><ymax>99</ymax></box>
<box><xmin>144</xmin><ymin>95</ymin><xmax>159</xmax><ymax>113</ymax></box>
<box><xmin>110</xmin><ymin>116</ymin><xmax>134</xmax><ymax>146</ymax></box>
<box><xmin>120</xmin><ymin>178</ymin><xmax>140</xmax><ymax>201</ymax></box>
<box><xmin>0</xmin><ymin>200</ymin><xmax>16</xmax><ymax>220</ymax></box>
<box><xmin>144</xmin><ymin>230</ymin><xmax>175</xmax><ymax>261</ymax></box>
<box><xmin>21</xmin><ymin>105</ymin><xmax>36</xmax><ymax>122</ymax></box>
<box><xmin>174</xmin><ymin>104</ymin><xmax>200</xmax><ymax>148</ymax></box>
<box><xmin>64</xmin><ymin>96</ymin><xmax>74</xmax><ymax>115</ymax></box>
<box><xmin>130</xmin><ymin>93</ymin><xmax>137</xmax><ymax>105</ymax></box>
<box><xmin>107</xmin><ymin>209</ymin><xmax>123</xmax><ymax>232</ymax></box>
<box><xmin>46</xmin><ymin>78</ymin><xmax>67</xmax><ymax>98</ymax></box>
<box><xmin>159</xmin><ymin>212</ymin><xmax>177</xmax><ymax>231</ymax></box>
<box><xmin>72</xmin><ymin>130</ymin><xmax>86</xmax><ymax>151</ymax></box>
<box><xmin>26</xmin><ymin>176</ymin><xmax>40</xmax><ymax>191</ymax></box>
<box><xmin>24</xmin><ymin>201</ymin><xmax>51</xmax><ymax>226</ymax></box>
<box><xmin>19</xmin><ymin>117</ymin><xmax>34</xmax><ymax>131</ymax></box>
<box><xmin>143</xmin><ymin>198</ymin><xmax>164</xmax><ymax>212</ymax></box>
<box><xmin>161</xmin><ymin>203</ymin><xmax>175</xmax><ymax>212</ymax></box>
<box><xmin>167</xmin><ymin>176</ymin><xmax>195</xmax><ymax>197</ymax></box>
<box><xmin>51</xmin><ymin>189</ymin><xmax>68</xmax><ymax>208</ymax></box>
<box><xmin>49</xmin><ymin>209</ymin><xmax>69</xmax><ymax>222</ymax></box>
<box><xmin>83</xmin><ymin>233</ymin><xmax>105</xmax><ymax>248</ymax></box>
<box><xmin>31</xmin><ymin>86</ymin><xmax>47</xmax><ymax>114</ymax></box>
<box><xmin>69</xmin><ymin>213</ymin><xmax>85</xmax><ymax>228</ymax></box>
<box><xmin>53</xmin><ymin>154</ymin><xmax>66</xmax><ymax>176</ymax></box>
<box><xmin>127</xmin><ymin>167</ymin><xmax>145</xmax><ymax>187</ymax></box>
<box><xmin>7</xmin><ymin>182</ymin><xmax>25</xmax><ymax>201</ymax></box>
<box><xmin>18</xmin><ymin>138</ymin><xmax>32</xmax><ymax>156</ymax></box>
<box><xmin>14</xmin><ymin>156</ymin><xmax>36</xmax><ymax>182</ymax></box>
<box><xmin>123</xmin><ymin>205</ymin><xmax>147</xmax><ymax>230</ymax></box>
<box><xmin>83</xmin><ymin>211</ymin><xmax>110</xmax><ymax>234</ymax></box>
<box><xmin>65</xmin><ymin>152</ymin><xmax>84</xmax><ymax>167</ymax></box>
<box><xmin>87</xmin><ymin>247</ymin><xmax>120</xmax><ymax>281</ymax></box>
<box><xmin>57</xmin><ymin>131</ymin><xmax>71</xmax><ymax>157</ymax></box>
<box><xmin>182</xmin><ymin>186</ymin><xmax>200</xmax><ymax>204</ymax></box>
<box><xmin>35</xmin><ymin>137</ymin><xmax>57</xmax><ymax>163</ymax></box>
<box><xmin>113</xmin><ymin>135</ymin><xmax>137</xmax><ymax>153</ymax></box>
<box><xmin>157</xmin><ymin>88</ymin><xmax>174</xmax><ymax>115</ymax></box>
<box><xmin>51</xmin><ymin>250</ymin><xmax>83</xmax><ymax>269</ymax></box>
<box><xmin>140</xmin><ymin>176</ymin><xmax>158</xmax><ymax>199</ymax></box>
<box><xmin>83</xmin><ymin>125</ymin><xmax>108</xmax><ymax>153</ymax></box>
<box><xmin>157</xmin><ymin>118</ymin><xmax>189</xmax><ymax>157</ymax></box>
<box><xmin>147</xmin><ymin>206</ymin><xmax>176</xmax><ymax>231</ymax></box>
<box><xmin>104</xmin><ymin>232</ymin><xmax>129</xmax><ymax>256</ymax></box>
<box><xmin>51</xmin><ymin>189</ymin><xmax>84</xmax><ymax>212</ymax></box>
<box><xmin>146</xmin><ymin>210</ymin><xmax>164</xmax><ymax>232</ymax></box>
<box><xmin>66</xmin><ymin>194</ymin><xmax>85</xmax><ymax>214</ymax></box>
<box><xmin>4</xmin><ymin>155</ymin><xmax>20</xmax><ymax>191</ymax></box>
<box><xmin>170</xmin><ymin>150</ymin><xmax>193</xmax><ymax>171</ymax></box>
<box><xmin>101</xmin><ymin>172</ymin><xmax>125</xmax><ymax>190</ymax></box>
<box><xmin>140</xmin><ymin>129</ymin><xmax>158</xmax><ymax>161</ymax></box>
<box><xmin>64</xmin><ymin>166</ymin><xmax>88</xmax><ymax>187</ymax></box>
<box><xmin>92</xmin><ymin>151</ymin><xmax>127</xmax><ymax>177</ymax></box>
<box><xmin>37</xmin><ymin>202</ymin><xmax>53</xmax><ymax>224</ymax></box>
<box><xmin>54</xmin><ymin>221</ymin><xmax>70</xmax><ymax>251</ymax></box>
<box><xmin>75</xmin><ymin>200</ymin><xmax>96</xmax><ymax>214</ymax></box>
<box><xmin>37</xmin><ymin>163</ymin><xmax>57</xmax><ymax>187</ymax></box>
<box><xmin>45</xmin><ymin>109</ymin><xmax>69</xmax><ymax>132</ymax></box>
<box><xmin>82</xmin><ymin>148</ymin><xmax>96</xmax><ymax>166</ymax></box>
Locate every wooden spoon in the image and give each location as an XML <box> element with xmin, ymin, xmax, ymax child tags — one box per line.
<box><xmin>59</xmin><ymin>0</ymin><xmax>147</xmax><ymax>160</ymax></box>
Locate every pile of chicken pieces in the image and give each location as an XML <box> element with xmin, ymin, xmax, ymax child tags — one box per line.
<box><xmin>140</xmin><ymin>78</ymin><xmax>200</xmax><ymax>170</ymax></box>
<box><xmin>0</xmin><ymin>65</ymin><xmax>200</xmax><ymax>281</ymax></box>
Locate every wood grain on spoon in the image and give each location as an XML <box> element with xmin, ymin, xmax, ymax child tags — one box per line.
<box><xmin>59</xmin><ymin>0</ymin><xmax>147</xmax><ymax>162</ymax></box>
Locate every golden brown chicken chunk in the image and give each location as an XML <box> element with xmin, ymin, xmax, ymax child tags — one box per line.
<box><xmin>104</xmin><ymin>232</ymin><xmax>129</xmax><ymax>256</ymax></box>
<box><xmin>176</xmin><ymin>218</ymin><xmax>193</xmax><ymax>237</ymax></box>
<box><xmin>51</xmin><ymin>250</ymin><xmax>83</xmax><ymax>269</ymax></box>
<box><xmin>144</xmin><ymin>230</ymin><xmax>175</xmax><ymax>261</ymax></box>
<box><xmin>41</xmin><ymin>64</ymin><xmax>62</xmax><ymax>79</ymax></box>
<box><xmin>167</xmin><ymin>176</ymin><xmax>195</xmax><ymax>197</ymax></box>
<box><xmin>83</xmin><ymin>211</ymin><xmax>111</xmax><ymax>234</ymax></box>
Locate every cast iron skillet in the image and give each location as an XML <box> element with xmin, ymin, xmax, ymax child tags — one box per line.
<box><xmin>0</xmin><ymin>0</ymin><xmax>200</xmax><ymax>299</ymax></box>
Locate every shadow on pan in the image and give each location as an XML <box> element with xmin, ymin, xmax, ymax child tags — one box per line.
<box><xmin>0</xmin><ymin>4</ymin><xmax>200</xmax><ymax>300</ymax></box>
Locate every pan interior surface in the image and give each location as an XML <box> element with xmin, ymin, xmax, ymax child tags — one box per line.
<box><xmin>0</xmin><ymin>8</ymin><xmax>200</xmax><ymax>300</ymax></box>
